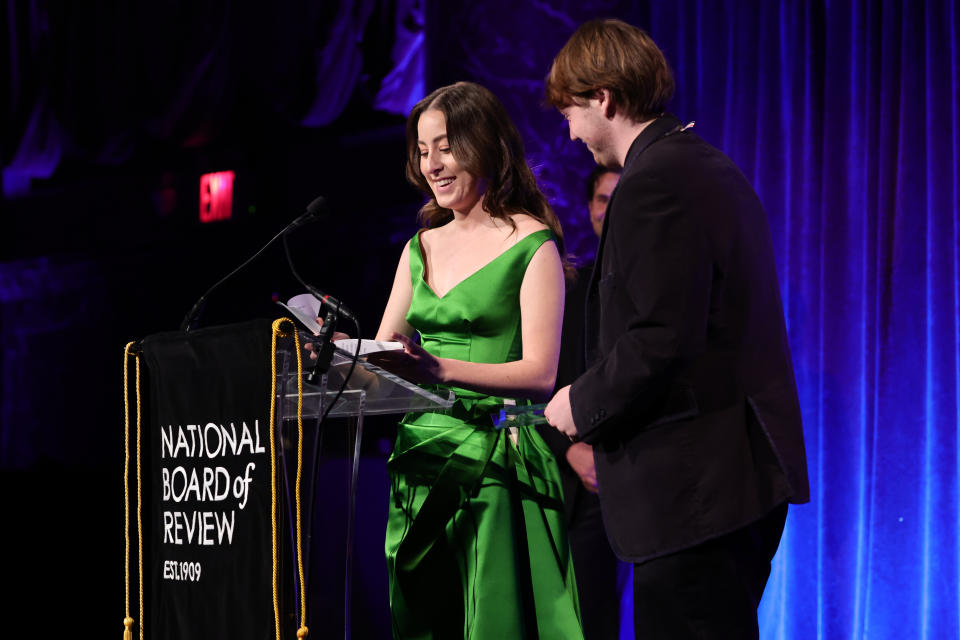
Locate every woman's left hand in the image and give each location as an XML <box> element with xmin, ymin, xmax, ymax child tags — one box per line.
<box><xmin>366</xmin><ymin>332</ymin><xmax>445</xmax><ymax>384</ymax></box>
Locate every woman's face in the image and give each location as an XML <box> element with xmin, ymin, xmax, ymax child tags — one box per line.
<box><xmin>417</xmin><ymin>109</ymin><xmax>485</xmax><ymax>214</ymax></box>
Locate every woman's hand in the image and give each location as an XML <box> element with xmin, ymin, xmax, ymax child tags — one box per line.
<box><xmin>314</xmin><ymin>316</ymin><xmax>351</xmax><ymax>340</ymax></box>
<box><xmin>366</xmin><ymin>332</ymin><xmax>445</xmax><ymax>384</ymax></box>
<box><xmin>304</xmin><ymin>317</ymin><xmax>350</xmax><ymax>360</ymax></box>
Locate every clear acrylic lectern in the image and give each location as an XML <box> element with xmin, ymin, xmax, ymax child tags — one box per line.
<box><xmin>275</xmin><ymin>336</ymin><xmax>454</xmax><ymax>640</ymax></box>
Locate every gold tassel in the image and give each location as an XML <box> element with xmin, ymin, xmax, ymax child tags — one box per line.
<box><xmin>124</xmin><ymin>342</ymin><xmax>143</xmax><ymax>640</ymax></box>
<box><xmin>270</xmin><ymin>323</ymin><xmax>284</xmax><ymax>640</ymax></box>
<box><xmin>271</xmin><ymin>319</ymin><xmax>309</xmax><ymax>639</ymax></box>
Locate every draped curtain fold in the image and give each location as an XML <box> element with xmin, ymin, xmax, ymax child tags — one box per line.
<box><xmin>1</xmin><ymin>0</ymin><xmax>423</xmax><ymax>196</ymax></box>
<box><xmin>647</xmin><ymin>2</ymin><xmax>959</xmax><ymax>637</ymax></box>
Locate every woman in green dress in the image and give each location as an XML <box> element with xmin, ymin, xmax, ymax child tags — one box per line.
<box><xmin>371</xmin><ymin>82</ymin><xmax>583</xmax><ymax>639</ymax></box>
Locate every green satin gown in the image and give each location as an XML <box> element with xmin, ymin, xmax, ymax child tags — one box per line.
<box><xmin>385</xmin><ymin>228</ymin><xmax>583</xmax><ymax>639</ymax></box>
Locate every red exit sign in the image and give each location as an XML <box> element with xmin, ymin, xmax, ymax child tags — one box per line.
<box><xmin>199</xmin><ymin>171</ymin><xmax>235</xmax><ymax>223</ymax></box>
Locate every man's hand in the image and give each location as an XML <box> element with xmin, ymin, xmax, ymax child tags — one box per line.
<box><xmin>566</xmin><ymin>442</ymin><xmax>598</xmax><ymax>493</ymax></box>
<box><xmin>544</xmin><ymin>385</ymin><xmax>578</xmax><ymax>439</ymax></box>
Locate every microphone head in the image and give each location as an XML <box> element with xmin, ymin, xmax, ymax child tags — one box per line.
<box><xmin>286</xmin><ymin>196</ymin><xmax>328</xmax><ymax>233</ymax></box>
<box><xmin>306</xmin><ymin>196</ymin><xmax>327</xmax><ymax>218</ymax></box>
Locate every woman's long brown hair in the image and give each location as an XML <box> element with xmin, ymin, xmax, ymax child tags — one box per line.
<box><xmin>405</xmin><ymin>82</ymin><xmax>571</xmax><ymax>273</ymax></box>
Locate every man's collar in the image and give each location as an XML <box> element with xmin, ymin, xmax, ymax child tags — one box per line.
<box><xmin>623</xmin><ymin>113</ymin><xmax>684</xmax><ymax>170</ymax></box>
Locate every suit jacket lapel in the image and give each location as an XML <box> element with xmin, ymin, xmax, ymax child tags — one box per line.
<box><xmin>582</xmin><ymin>114</ymin><xmax>683</xmax><ymax>366</ymax></box>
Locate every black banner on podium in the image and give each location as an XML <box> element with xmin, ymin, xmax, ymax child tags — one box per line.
<box><xmin>140</xmin><ymin>319</ymin><xmax>277</xmax><ymax>640</ymax></box>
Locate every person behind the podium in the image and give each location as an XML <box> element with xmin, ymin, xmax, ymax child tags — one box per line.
<box><xmin>367</xmin><ymin>81</ymin><xmax>584</xmax><ymax>639</ymax></box>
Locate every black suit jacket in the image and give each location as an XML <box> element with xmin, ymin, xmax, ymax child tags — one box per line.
<box><xmin>569</xmin><ymin>115</ymin><xmax>810</xmax><ymax>563</ymax></box>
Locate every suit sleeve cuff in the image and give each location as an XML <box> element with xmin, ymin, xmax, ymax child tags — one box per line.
<box><xmin>570</xmin><ymin>375</ymin><xmax>608</xmax><ymax>444</ymax></box>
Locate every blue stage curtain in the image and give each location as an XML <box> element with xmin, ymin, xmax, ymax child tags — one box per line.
<box><xmin>434</xmin><ymin>1</ymin><xmax>958</xmax><ymax>635</ymax></box>
<box><xmin>646</xmin><ymin>1</ymin><xmax>959</xmax><ymax>637</ymax></box>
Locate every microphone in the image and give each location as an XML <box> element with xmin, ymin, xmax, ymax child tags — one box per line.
<box><xmin>179</xmin><ymin>196</ymin><xmax>330</xmax><ymax>332</ymax></box>
<box><xmin>280</xmin><ymin>200</ymin><xmax>359</xmax><ymax>378</ymax></box>
<box><xmin>281</xmin><ymin>196</ymin><xmax>357</xmax><ymax>323</ymax></box>
<box><xmin>286</xmin><ymin>196</ymin><xmax>328</xmax><ymax>233</ymax></box>
<box><xmin>283</xmin><ymin>195</ymin><xmax>358</xmax><ymax>322</ymax></box>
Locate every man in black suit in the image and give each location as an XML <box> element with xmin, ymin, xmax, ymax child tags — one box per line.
<box><xmin>543</xmin><ymin>19</ymin><xmax>809</xmax><ymax>639</ymax></box>
<box><xmin>538</xmin><ymin>166</ymin><xmax>621</xmax><ymax>640</ymax></box>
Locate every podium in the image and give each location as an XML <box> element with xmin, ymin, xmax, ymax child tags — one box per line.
<box><xmin>274</xmin><ymin>334</ymin><xmax>454</xmax><ymax>640</ymax></box>
<box><xmin>124</xmin><ymin>319</ymin><xmax>452</xmax><ymax>640</ymax></box>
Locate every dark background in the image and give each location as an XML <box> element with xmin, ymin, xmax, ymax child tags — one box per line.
<box><xmin>2</xmin><ymin>1</ymin><xmax>959</xmax><ymax>638</ymax></box>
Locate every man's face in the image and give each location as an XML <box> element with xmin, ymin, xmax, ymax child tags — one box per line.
<box><xmin>560</xmin><ymin>94</ymin><xmax>619</xmax><ymax>168</ymax></box>
<box><xmin>588</xmin><ymin>171</ymin><xmax>620</xmax><ymax>237</ymax></box>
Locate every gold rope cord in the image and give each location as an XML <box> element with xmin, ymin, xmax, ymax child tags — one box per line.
<box><xmin>290</xmin><ymin>326</ymin><xmax>309</xmax><ymax>640</ymax></box>
<box><xmin>270</xmin><ymin>318</ymin><xmax>309</xmax><ymax>639</ymax></box>
<box><xmin>268</xmin><ymin>325</ymin><xmax>282</xmax><ymax>639</ymax></box>
<box><xmin>123</xmin><ymin>342</ymin><xmax>144</xmax><ymax>640</ymax></box>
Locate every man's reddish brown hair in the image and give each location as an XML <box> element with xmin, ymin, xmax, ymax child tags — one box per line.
<box><xmin>545</xmin><ymin>19</ymin><xmax>675</xmax><ymax>123</ymax></box>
